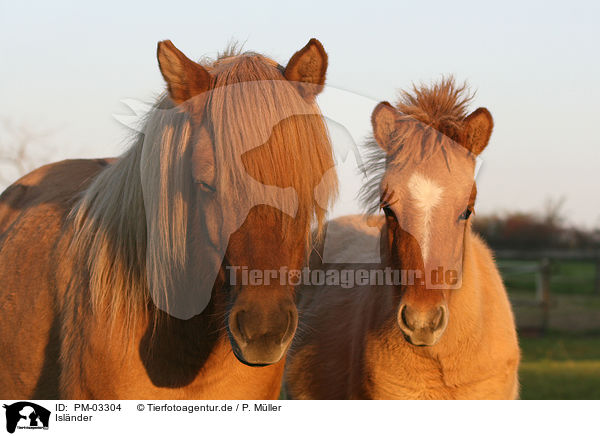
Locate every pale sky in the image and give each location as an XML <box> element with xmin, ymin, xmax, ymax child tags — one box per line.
<box><xmin>1</xmin><ymin>0</ymin><xmax>598</xmax><ymax>227</ymax></box>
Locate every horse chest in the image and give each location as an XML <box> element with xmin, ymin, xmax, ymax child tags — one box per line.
<box><xmin>366</xmin><ymin>351</ymin><xmax>517</xmax><ymax>400</ymax></box>
<box><xmin>64</xmin><ymin>335</ymin><xmax>284</xmax><ymax>400</ymax></box>
<box><xmin>367</xmin><ymin>358</ymin><xmax>455</xmax><ymax>400</ymax></box>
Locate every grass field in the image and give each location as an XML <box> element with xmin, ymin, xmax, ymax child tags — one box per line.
<box><xmin>519</xmin><ymin>332</ymin><xmax>600</xmax><ymax>399</ymax></box>
<box><xmin>501</xmin><ymin>259</ymin><xmax>600</xmax><ymax>399</ymax></box>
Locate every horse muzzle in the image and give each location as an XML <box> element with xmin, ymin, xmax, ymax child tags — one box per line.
<box><xmin>397</xmin><ymin>303</ymin><xmax>448</xmax><ymax>347</ymax></box>
<box><xmin>228</xmin><ymin>301</ymin><xmax>298</xmax><ymax>366</ymax></box>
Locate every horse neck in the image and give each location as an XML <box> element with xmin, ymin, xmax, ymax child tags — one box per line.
<box><xmin>140</xmin><ymin>293</ymin><xmax>228</xmax><ymax>362</ymax></box>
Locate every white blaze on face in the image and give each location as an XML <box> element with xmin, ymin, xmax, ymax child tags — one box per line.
<box><xmin>407</xmin><ymin>172</ymin><xmax>443</xmax><ymax>263</ymax></box>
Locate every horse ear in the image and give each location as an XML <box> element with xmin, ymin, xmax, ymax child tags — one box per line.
<box><xmin>463</xmin><ymin>107</ymin><xmax>493</xmax><ymax>155</ymax></box>
<box><xmin>157</xmin><ymin>40</ymin><xmax>211</xmax><ymax>106</ymax></box>
<box><xmin>371</xmin><ymin>102</ymin><xmax>397</xmax><ymax>152</ymax></box>
<box><xmin>284</xmin><ymin>38</ymin><xmax>328</xmax><ymax>100</ymax></box>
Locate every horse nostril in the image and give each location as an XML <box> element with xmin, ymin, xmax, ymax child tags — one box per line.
<box><xmin>432</xmin><ymin>306</ymin><xmax>446</xmax><ymax>331</ymax></box>
<box><xmin>431</xmin><ymin>306</ymin><xmax>444</xmax><ymax>330</ymax></box>
<box><xmin>399</xmin><ymin>304</ymin><xmax>414</xmax><ymax>331</ymax></box>
<box><xmin>230</xmin><ymin>309</ymin><xmax>248</xmax><ymax>343</ymax></box>
<box><xmin>280</xmin><ymin>308</ymin><xmax>298</xmax><ymax>345</ymax></box>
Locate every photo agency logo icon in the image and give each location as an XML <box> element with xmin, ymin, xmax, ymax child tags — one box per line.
<box><xmin>3</xmin><ymin>402</ymin><xmax>50</xmax><ymax>434</ymax></box>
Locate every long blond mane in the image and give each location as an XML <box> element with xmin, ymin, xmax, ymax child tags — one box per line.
<box><xmin>69</xmin><ymin>49</ymin><xmax>338</xmax><ymax>336</ymax></box>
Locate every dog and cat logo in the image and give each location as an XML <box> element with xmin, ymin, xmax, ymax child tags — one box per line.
<box><xmin>3</xmin><ymin>402</ymin><xmax>50</xmax><ymax>433</ymax></box>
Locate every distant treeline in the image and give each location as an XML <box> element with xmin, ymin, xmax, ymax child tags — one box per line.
<box><xmin>473</xmin><ymin>209</ymin><xmax>600</xmax><ymax>251</ymax></box>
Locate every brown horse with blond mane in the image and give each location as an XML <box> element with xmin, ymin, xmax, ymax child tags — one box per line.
<box><xmin>0</xmin><ymin>39</ymin><xmax>337</xmax><ymax>399</ymax></box>
<box><xmin>285</xmin><ymin>79</ymin><xmax>520</xmax><ymax>399</ymax></box>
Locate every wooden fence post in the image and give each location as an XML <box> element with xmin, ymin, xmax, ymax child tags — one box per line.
<box><xmin>595</xmin><ymin>253</ymin><xmax>600</xmax><ymax>295</ymax></box>
<box><xmin>539</xmin><ymin>258</ymin><xmax>551</xmax><ymax>333</ymax></box>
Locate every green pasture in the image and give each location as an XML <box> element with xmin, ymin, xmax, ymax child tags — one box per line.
<box><xmin>519</xmin><ymin>333</ymin><xmax>600</xmax><ymax>399</ymax></box>
<box><xmin>500</xmin><ymin>259</ymin><xmax>600</xmax><ymax>399</ymax></box>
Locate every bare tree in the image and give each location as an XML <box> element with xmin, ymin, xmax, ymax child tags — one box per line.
<box><xmin>0</xmin><ymin>119</ymin><xmax>54</xmax><ymax>187</ymax></box>
<box><xmin>542</xmin><ymin>196</ymin><xmax>567</xmax><ymax>228</ymax></box>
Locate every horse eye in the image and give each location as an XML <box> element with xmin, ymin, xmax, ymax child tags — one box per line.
<box><xmin>459</xmin><ymin>207</ymin><xmax>473</xmax><ymax>221</ymax></box>
<box><xmin>196</xmin><ymin>180</ymin><xmax>216</xmax><ymax>193</ymax></box>
<box><xmin>383</xmin><ymin>206</ymin><xmax>396</xmax><ymax>219</ymax></box>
